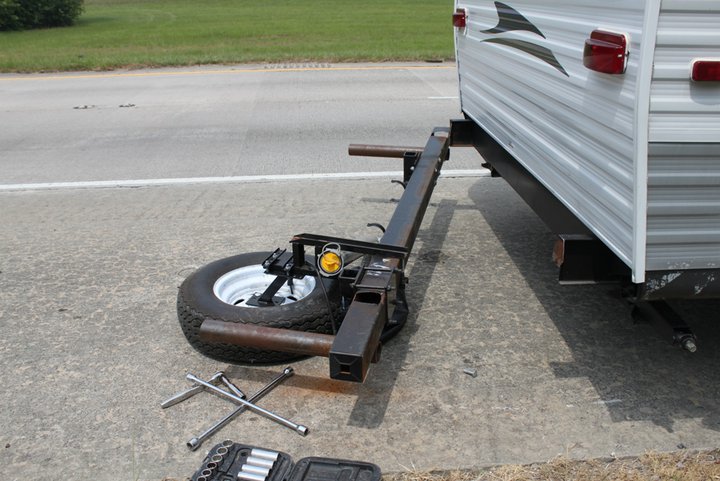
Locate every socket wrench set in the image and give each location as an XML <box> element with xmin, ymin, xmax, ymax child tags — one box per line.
<box><xmin>190</xmin><ymin>442</ymin><xmax>381</xmax><ymax>481</ymax></box>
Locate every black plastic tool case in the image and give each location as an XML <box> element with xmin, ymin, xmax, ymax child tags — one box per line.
<box><xmin>191</xmin><ymin>442</ymin><xmax>382</xmax><ymax>481</ymax></box>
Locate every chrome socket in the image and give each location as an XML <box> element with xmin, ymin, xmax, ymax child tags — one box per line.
<box><xmin>238</xmin><ymin>471</ymin><xmax>267</xmax><ymax>481</ymax></box>
<box><xmin>245</xmin><ymin>456</ymin><xmax>274</xmax><ymax>469</ymax></box>
<box><xmin>241</xmin><ymin>464</ymin><xmax>271</xmax><ymax>477</ymax></box>
<box><xmin>250</xmin><ymin>448</ymin><xmax>279</xmax><ymax>462</ymax></box>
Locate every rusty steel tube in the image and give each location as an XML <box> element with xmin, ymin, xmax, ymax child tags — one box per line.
<box><xmin>348</xmin><ymin>144</ymin><xmax>424</xmax><ymax>158</ymax></box>
<box><xmin>199</xmin><ymin>319</ymin><xmax>334</xmax><ymax>358</ymax></box>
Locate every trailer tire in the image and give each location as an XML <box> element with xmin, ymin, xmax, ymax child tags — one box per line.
<box><xmin>177</xmin><ymin>252</ymin><xmax>340</xmax><ymax>364</ymax></box>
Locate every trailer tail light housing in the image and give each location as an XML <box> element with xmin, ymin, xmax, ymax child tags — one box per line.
<box><xmin>692</xmin><ymin>60</ymin><xmax>720</xmax><ymax>82</ymax></box>
<box><xmin>453</xmin><ymin>8</ymin><xmax>467</xmax><ymax>29</ymax></box>
<box><xmin>583</xmin><ymin>29</ymin><xmax>628</xmax><ymax>75</ymax></box>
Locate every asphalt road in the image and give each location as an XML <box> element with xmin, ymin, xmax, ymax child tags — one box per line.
<box><xmin>0</xmin><ymin>62</ymin><xmax>476</xmax><ymax>185</ymax></box>
<box><xmin>1</xmin><ymin>63</ymin><xmax>720</xmax><ymax>481</ymax></box>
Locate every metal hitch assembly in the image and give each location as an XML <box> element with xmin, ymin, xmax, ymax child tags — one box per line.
<box><xmin>196</xmin><ymin>127</ymin><xmax>451</xmax><ymax>383</ymax></box>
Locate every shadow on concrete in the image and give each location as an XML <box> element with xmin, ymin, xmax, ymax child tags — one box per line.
<box><xmin>345</xmin><ymin>198</ymin><xmax>459</xmax><ymax>428</ymax></box>
<box><xmin>467</xmin><ymin>178</ymin><xmax>720</xmax><ymax>433</ymax></box>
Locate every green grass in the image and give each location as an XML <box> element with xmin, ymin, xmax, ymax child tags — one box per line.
<box><xmin>0</xmin><ymin>0</ymin><xmax>454</xmax><ymax>72</ymax></box>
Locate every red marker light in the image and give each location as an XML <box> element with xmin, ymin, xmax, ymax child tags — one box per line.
<box><xmin>692</xmin><ymin>60</ymin><xmax>720</xmax><ymax>82</ymax></box>
<box><xmin>453</xmin><ymin>8</ymin><xmax>467</xmax><ymax>29</ymax></box>
<box><xmin>583</xmin><ymin>29</ymin><xmax>628</xmax><ymax>75</ymax></box>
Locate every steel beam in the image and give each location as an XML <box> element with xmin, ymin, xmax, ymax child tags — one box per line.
<box><xmin>381</xmin><ymin>128</ymin><xmax>449</xmax><ymax>252</ymax></box>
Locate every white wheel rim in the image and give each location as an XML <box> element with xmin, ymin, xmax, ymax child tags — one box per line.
<box><xmin>213</xmin><ymin>265</ymin><xmax>316</xmax><ymax>308</ymax></box>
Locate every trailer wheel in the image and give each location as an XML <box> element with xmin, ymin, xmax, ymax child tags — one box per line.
<box><xmin>177</xmin><ymin>252</ymin><xmax>340</xmax><ymax>364</ymax></box>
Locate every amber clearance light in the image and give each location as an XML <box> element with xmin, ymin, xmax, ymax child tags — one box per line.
<box><xmin>318</xmin><ymin>244</ymin><xmax>344</xmax><ymax>277</ymax></box>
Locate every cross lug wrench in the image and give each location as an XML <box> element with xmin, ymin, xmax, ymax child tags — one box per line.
<box><xmin>186</xmin><ymin>372</ymin><xmax>308</xmax><ymax>436</ymax></box>
<box><xmin>187</xmin><ymin>367</ymin><xmax>294</xmax><ymax>451</ymax></box>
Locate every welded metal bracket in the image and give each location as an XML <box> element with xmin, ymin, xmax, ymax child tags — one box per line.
<box><xmin>554</xmin><ymin>234</ymin><xmax>630</xmax><ymax>284</ymax></box>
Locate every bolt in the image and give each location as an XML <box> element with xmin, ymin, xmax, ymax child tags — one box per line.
<box><xmin>682</xmin><ymin>337</ymin><xmax>697</xmax><ymax>353</ymax></box>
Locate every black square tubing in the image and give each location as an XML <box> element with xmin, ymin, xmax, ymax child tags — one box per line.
<box><xmin>186</xmin><ymin>373</ymin><xmax>309</xmax><ymax>436</ymax></box>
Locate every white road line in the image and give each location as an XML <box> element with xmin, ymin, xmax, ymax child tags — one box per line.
<box><xmin>0</xmin><ymin>169</ymin><xmax>489</xmax><ymax>192</ymax></box>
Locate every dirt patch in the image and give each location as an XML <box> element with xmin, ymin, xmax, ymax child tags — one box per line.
<box><xmin>387</xmin><ymin>450</ymin><xmax>720</xmax><ymax>481</ymax></box>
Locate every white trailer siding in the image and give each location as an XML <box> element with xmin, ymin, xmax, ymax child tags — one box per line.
<box><xmin>455</xmin><ymin>1</ymin><xmax>649</xmax><ymax>274</ymax></box>
<box><xmin>645</xmin><ymin>0</ymin><xmax>720</xmax><ymax>271</ymax></box>
<box><xmin>647</xmin><ymin>144</ymin><xmax>720</xmax><ymax>271</ymax></box>
<box><xmin>649</xmin><ymin>0</ymin><xmax>720</xmax><ymax>142</ymax></box>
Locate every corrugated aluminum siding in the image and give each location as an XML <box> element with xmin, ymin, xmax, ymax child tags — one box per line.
<box><xmin>455</xmin><ymin>1</ymin><xmax>647</xmax><ymax>268</ymax></box>
<box><xmin>646</xmin><ymin>144</ymin><xmax>720</xmax><ymax>270</ymax></box>
<box><xmin>649</xmin><ymin>0</ymin><xmax>720</xmax><ymax>142</ymax></box>
<box><xmin>646</xmin><ymin>1</ymin><xmax>720</xmax><ymax>270</ymax></box>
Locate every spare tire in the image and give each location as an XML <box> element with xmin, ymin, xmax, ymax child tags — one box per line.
<box><xmin>177</xmin><ymin>251</ymin><xmax>340</xmax><ymax>364</ymax></box>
